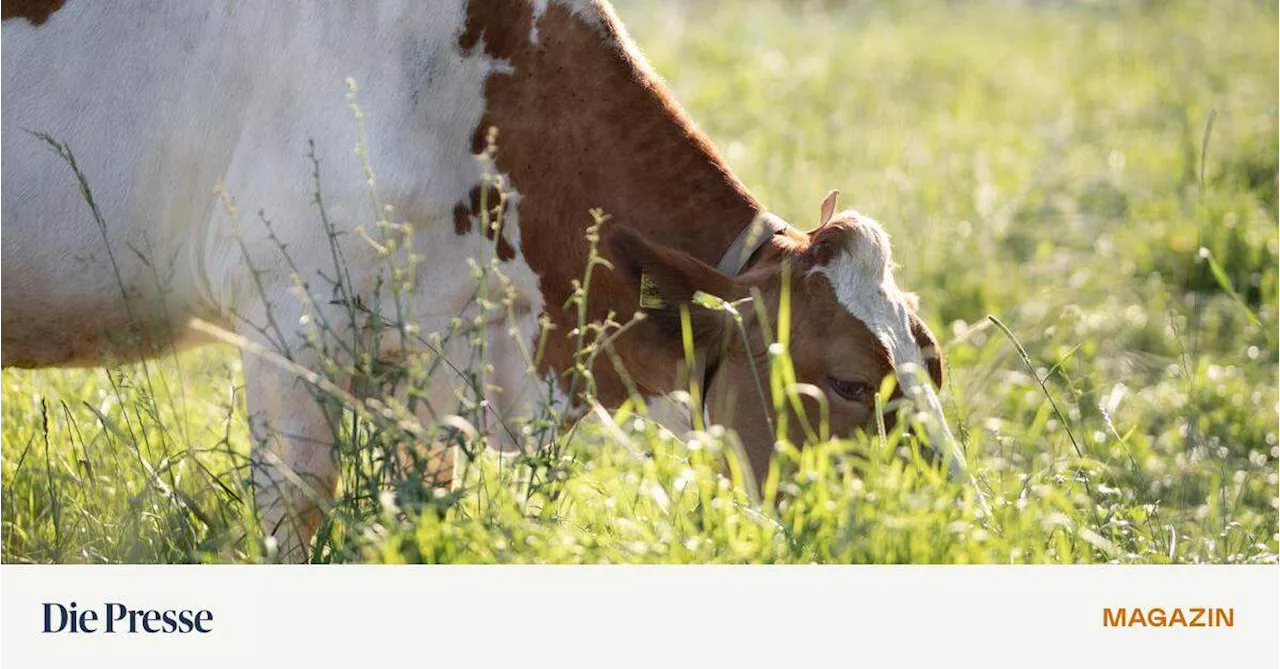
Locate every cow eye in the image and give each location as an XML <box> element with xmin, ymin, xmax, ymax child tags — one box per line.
<box><xmin>825</xmin><ymin>375</ymin><xmax>874</xmax><ymax>403</ymax></box>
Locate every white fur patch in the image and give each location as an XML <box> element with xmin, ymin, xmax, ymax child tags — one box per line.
<box><xmin>808</xmin><ymin>211</ymin><xmax>964</xmax><ymax>479</ymax></box>
<box><xmin>529</xmin><ymin>0</ymin><xmax>549</xmax><ymax>43</ymax></box>
<box><xmin>556</xmin><ymin>0</ymin><xmax>609</xmax><ymax>30</ymax></box>
<box><xmin>1</xmin><ymin>0</ymin><xmax>557</xmax><ymax>485</ymax></box>
<box><xmin>807</xmin><ymin>212</ymin><xmax>913</xmax><ymax>361</ymax></box>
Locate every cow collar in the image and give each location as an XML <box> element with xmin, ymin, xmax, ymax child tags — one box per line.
<box><xmin>696</xmin><ymin>210</ymin><xmax>792</xmax><ymax>430</ymax></box>
<box><xmin>715</xmin><ymin>211</ymin><xmax>791</xmax><ymax>276</ymax></box>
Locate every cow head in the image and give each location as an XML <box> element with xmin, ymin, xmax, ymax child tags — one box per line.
<box><xmin>605</xmin><ymin>191</ymin><xmax>958</xmax><ymax>484</ymax></box>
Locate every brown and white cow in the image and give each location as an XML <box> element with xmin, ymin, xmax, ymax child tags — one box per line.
<box><xmin>1</xmin><ymin>0</ymin><xmax>962</xmax><ymax>559</ymax></box>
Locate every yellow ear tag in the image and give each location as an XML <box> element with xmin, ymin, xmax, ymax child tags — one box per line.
<box><xmin>639</xmin><ymin>271</ymin><xmax>666</xmax><ymax>309</ymax></box>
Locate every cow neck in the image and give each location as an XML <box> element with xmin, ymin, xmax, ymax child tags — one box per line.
<box><xmin>694</xmin><ymin>211</ymin><xmax>789</xmax><ymax>427</ymax></box>
<box><xmin>460</xmin><ymin>0</ymin><xmax>767</xmax><ymax>402</ymax></box>
<box><xmin>461</xmin><ymin>0</ymin><xmax>761</xmax><ymax>266</ymax></box>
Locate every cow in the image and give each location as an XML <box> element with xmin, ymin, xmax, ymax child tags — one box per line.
<box><xmin>1</xmin><ymin>0</ymin><xmax>962</xmax><ymax>560</ymax></box>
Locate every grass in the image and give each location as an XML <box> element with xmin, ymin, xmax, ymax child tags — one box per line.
<box><xmin>2</xmin><ymin>0</ymin><xmax>1276</xmax><ymax>564</ymax></box>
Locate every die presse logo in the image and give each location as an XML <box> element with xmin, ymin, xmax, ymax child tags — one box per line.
<box><xmin>42</xmin><ymin>602</ymin><xmax>213</xmax><ymax>634</ymax></box>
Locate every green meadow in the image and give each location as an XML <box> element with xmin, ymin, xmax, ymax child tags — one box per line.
<box><xmin>2</xmin><ymin>0</ymin><xmax>1276</xmax><ymax>564</ymax></box>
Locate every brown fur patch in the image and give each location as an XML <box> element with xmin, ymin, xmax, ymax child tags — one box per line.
<box><xmin>458</xmin><ymin>0</ymin><xmax>761</xmax><ymax>405</ymax></box>
<box><xmin>1</xmin><ymin>0</ymin><xmax>66</xmax><ymax>25</ymax></box>
<box><xmin>452</xmin><ymin>183</ymin><xmax>516</xmax><ymax>262</ymax></box>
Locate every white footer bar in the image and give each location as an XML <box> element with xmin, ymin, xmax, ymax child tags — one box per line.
<box><xmin>2</xmin><ymin>565</ymin><xmax>1276</xmax><ymax>668</ymax></box>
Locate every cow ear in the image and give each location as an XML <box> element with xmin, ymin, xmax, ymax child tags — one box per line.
<box><xmin>818</xmin><ymin>189</ymin><xmax>840</xmax><ymax>228</ymax></box>
<box><xmin>803</xmin><ymin>220</ymin><xmax>849</xmax><ymax>268</ymax></box>
<box><xmin>604</xmin><ymin>225</ymin><xmax>742</xmax><ymax>344</ymax></box>
<box><xmin>909</xmin><ymin>312</ymin><xmax>944</xmax><ymax>389</ymax></box>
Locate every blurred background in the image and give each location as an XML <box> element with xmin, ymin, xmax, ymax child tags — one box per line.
<box><xmin>613</xmin><ymin>0</ymin><xmax>1278</xmax><ymax>523</ymax></box>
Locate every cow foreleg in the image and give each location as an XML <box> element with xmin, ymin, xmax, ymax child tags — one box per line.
<box><xmin>242</xmin><ymin>351</ymin><xmax>341</xmax><ymax>563</ymax></box>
